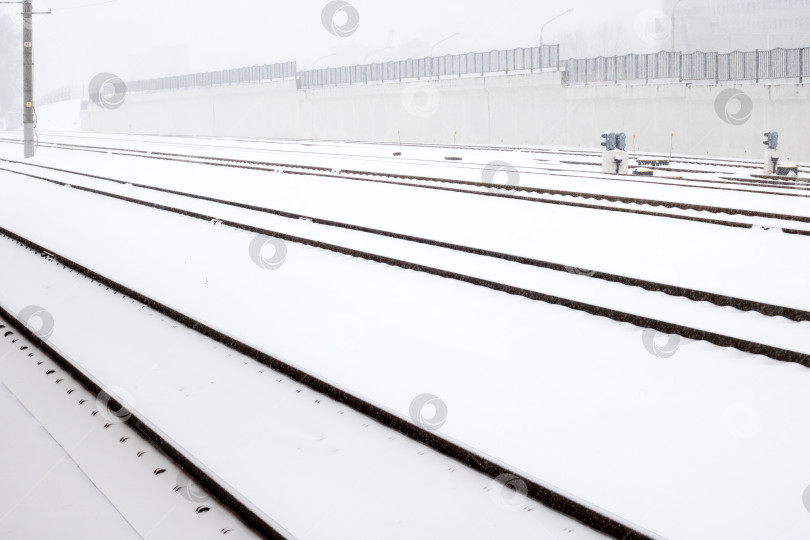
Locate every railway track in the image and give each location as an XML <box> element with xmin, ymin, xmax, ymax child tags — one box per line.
<box><xmin>1</xmin><ymin>159</ymin><xmax>809</xmax><ymax>323</ymax></box>
<box><xmin>0</xmin><ymin>225</ymin><xmax>654</xmax><ymax>540</ymax></box>
<box><xmin>0</xmin><ymin>284</ymin><xmax>293</xmax><ymax>540</ymax></box>
<box><xmin>2</xmin><ymin>138</ymin><xmax>809</xmax><ymax>235</ymax></box>
<box><xmin>21</xmin><ymin>131</ymin><xmax>810</xmax><ymax>179</ymax></box>
<box><xmin>147</xmin><ymin>133</ymin><xmax>781</xmax><ymax>170</ymax></box>
<box><xmin>0</xmin><ymin>163</ymin><xmax>807</xmax><ymax>365</ymax></box>
<box><xmin>361</xmin><ymin>138</ymin><xmax>809</xmax><ymax>173</ymax></box>
<box><xmin>5</xmin><ymin>134</ymin><xmax>810</xmax><ymax>194</ymax></box>
<box><xmin>2</xmin><ymin>133</ymin><xmax>809</xmax><ymax>539</ymax></box>
<box><xmin>263</xmin><ymin>135</ymin><xmax>806</xmax><ymax>177</ymax></box>
<box><xmin>266</xmin><ymin>136</ymin><xmax>810</xmax><ymax>184</ymax></box>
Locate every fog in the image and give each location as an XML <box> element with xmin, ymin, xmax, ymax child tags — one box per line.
<box><xmin>3</xmin><ymin>0</ymin><xmax>808</xmax><ymax>102</ymax></box>
<box><xmin>3</xmin><ymin>0</ymin><xmax>665</xmax><ymax>94</ymax></box>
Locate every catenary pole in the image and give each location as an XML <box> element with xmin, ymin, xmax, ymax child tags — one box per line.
<box><xmin>22</xmin><ymin>0</ymin><xmax>33</xmax><ymax>158</ymax></box>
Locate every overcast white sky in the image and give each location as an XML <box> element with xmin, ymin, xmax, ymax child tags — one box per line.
<box><xmin>4</xmin><ymin>0</ymin><xmax>664</xmax><ymax>93</ymax></box>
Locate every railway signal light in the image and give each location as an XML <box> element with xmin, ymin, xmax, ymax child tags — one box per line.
<box><xmin>615</xmin><ymin>132</ymin><xmax>627</xmax><ymax>151</ymax></box>
<box><xmin>601</xmin><ymin>132</ymin><xmax>616</xmax><ymax>151</ymax></box>
<box><xmin>763</xmin><ymin>131</ymin><xmax>778</xmax><ymax>150</ymax></box>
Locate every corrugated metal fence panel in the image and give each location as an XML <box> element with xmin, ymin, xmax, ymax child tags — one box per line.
<box><xmin>436</xmin><ymin>56</ymin><xmax>446</xmax><ymax>77</ymax></box>
<box><xmin>452</xmin><ymin>54</ymin><xmax>462</xmax><ymax>75</ymax></box>
<box><xmin>586</xmin><ymin>58</ymin><xmax>600</xmax><ymax>81</ymax></box>
<box><xmin>682</xmin><ymin>51</ymin><xmax>713</xmax><ymax>80</ymax></box>
<box><xmin>629</xmin><ymin>54</ymin><xmax>644</xmax><ymax>80</ymax></box>
<box><xmin>496</xmin><ymin>49</ymin><xmax>508</xmax><ymax>72</ymax></box>
<box><xmin>125</xmin><ymin>61</ymin><xmax>297</xmax><ymax>94</ymax></box>
<box><xmin>506</xmin><ymin>49</ymin><xmax>516</xmax><ymax>71</ymax></box>
<box><xmin>590</xmin><ymin>57</ymin><xmax>605</xmax><ymax>82</ymax></box>
<box><xmin>89</xmin><ymin>45</ymin><xmax>807</xmax><ymax>95</ymax></box>
<box><xmin>38</xmin><ymin>84</ymin><xmax>87</xmax><ymax>107</ymax></box>
<box><xmin>561</xmin><ymin>47</ymin><xmax>807</xmax><ymax>85</ymax></box>
<box><xmin>744</xmin><ymin>51</ymin><xmax>758</xmax><ymax>79</ymax></box>
<box><xmin>717</xmin><ymin>53</ymin><xmax>730</xmax><ymax>81</ymax></box>
<box><xmin>565</xmin><ymin>58</ymin><xmax>581</xmax><ymax>82</ymax></box>
<box><xmin>724</xmin><ymin>51</ymin><xmax>747</xmax><ymax>80</ymax></box>
<box><xmin>768</xmin><ymin>48</ymin><xmax>799</xmax><ymax>78</ymax></box>
<box><xmin>756</xmin><ymin>50</ymin><xmax>768</xmax><ymax>80</ymax></box>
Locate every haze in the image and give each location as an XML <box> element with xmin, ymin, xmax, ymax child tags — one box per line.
<box><xmin>4</xmin><ymin>0</ymin><xmax>662</xmax><ymax>94</ymax></box>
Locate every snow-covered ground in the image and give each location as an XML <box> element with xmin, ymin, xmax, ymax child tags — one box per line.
<box><xmin>1</xmin><ymin>131</ymin><xmax>809</xmax><ymax>539</ymax></box>
<box><xmin>0</xmin><ymin>378</ymin><xmax>141</xmax><ymax>540</ymax></box>
<box><xmin>18</xmin><ymin>131</ymin><xmax>810</xmax><ymax>221</ymax></box>
<box><xmin>0</xmin><ymin>248</ymin><xmax>605</xmax><ymax>540</ymax></box>
<box><xmin>2</xmin><ymin>139</ymin><xmax>808</xmax><ymax>312</ymax></box>
<box><xmin>0</xmin><ymin>319</ymin><xmax>266</xmax><ymax>540</ymax></box>
<box><xmin>0</xmin><ymin>154</ymin><xmax>807</xmax><ymax>357</ymax></box>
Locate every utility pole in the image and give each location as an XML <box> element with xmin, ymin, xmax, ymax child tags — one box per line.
<box><xmin>23</xmin><ymin>0</ymin><xmax>33</xmax><ymax>158</ymax></box>
<box><xmin>3</xmin><ymin>0</ymin><xmax>49</xmax><ymax>157</ymax></box>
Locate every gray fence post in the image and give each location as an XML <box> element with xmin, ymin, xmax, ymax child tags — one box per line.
<box><xmin>716</xmin><ymin>53</ymin><xmax>720</xmax><ymax>83</ymax></box>
<box><xmin>614</xmin><ymin>56</ymin><xmax>618</xmax><ymax>84</ymax></box>
<box><xmin>645</xmin><ymin>55</ymin><xmax>649</xmax><ymax>83</ymax></box>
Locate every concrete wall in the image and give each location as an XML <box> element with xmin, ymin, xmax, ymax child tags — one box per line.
<box><xmin>82</xmin><ymin>72</ymin><xmax>810</xmax><ymax>161</ymax></box>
